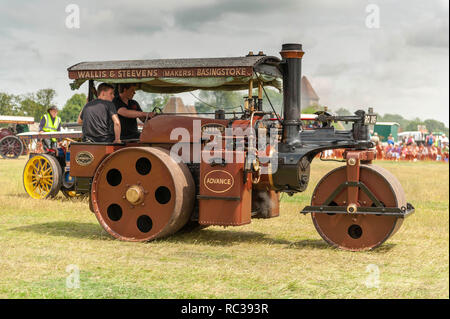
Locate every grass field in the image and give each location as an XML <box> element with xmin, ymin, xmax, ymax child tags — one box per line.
<box><xmin>0</xmin><ymin>157</ymin><xmax>448</xmax><ymax>299</ymax></box>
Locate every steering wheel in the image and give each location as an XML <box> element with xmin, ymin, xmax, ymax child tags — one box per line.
<box><xmin>151</xmin><ymin>107</ymin><xmax>163</xmax><ymax>114</ymax></box>
<box><xmin>144</xmin><ymin>107</ymin><xmax>163</xmax><ymax>123</ymax></box>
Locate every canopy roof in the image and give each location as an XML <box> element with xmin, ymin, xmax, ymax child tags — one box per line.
<box><xmin>0</xmin><ymin>115</ymin><xmax>35</xmax><ymax>124</ymax></box>
<box><xmin>68</xmin><ymin>55</ymin><xmax>282</xmax><ymax>93</ymax></box>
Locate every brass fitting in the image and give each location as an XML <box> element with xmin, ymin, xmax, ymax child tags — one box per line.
<box><xmin>347</xmin><ymin>203</ymin><xmax>358</xmax><ymax>214</ymax></box>
<box><xmin>125</xmin><ymin>185</ymin><xmax>145</xmax><ymax>205</ymax></box>
<box><xmin>348</xmin><ymin>158</ymin><xmax>357</xmax><ymax>166</ymax></box>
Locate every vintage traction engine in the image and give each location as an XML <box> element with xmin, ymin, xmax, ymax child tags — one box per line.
<box><xmin>32</xmin><ymin>43</ymin><xmax>415</xmax><ymax>251</ymax></box>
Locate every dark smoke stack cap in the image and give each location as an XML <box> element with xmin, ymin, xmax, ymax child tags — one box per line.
<box><xmin>281</xmin><ymin>43</ymin><xmax>302</xmax><ymax>51</ymax></box>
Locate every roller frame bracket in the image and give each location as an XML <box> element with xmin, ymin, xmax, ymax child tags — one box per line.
<box><xmin>300</xmin><ymin>202</ymin><xmax>415</xmax><ymax>219</ymax></box>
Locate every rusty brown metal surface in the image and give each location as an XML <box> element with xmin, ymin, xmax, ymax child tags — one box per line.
<box><xmin>343</xmin><ymin>149</ymin><xmax>376</xmax><ymax>162</ymax></box>
<box><xmin>140</xmin><ymin>115</ymin><xmax>229</xmax><ymax>144</ymax></box>
<box><xmin>311</xmin><ymin>163</ymin><xmax>406</xmax><ymax>251</ymax></box>
<box><xmin>69</xmin><ymin>143</ymin><xmax>124</xmax><ymax>177</ymax></box>
<box><xmin>198</xmin><ymin>151</ymin><xmax>252</xmax><ymax>226</ymax></box>
<box><xmin>91</xmin><ymin>146</ymin><xmax>195</xmax><ymax>242</ymax></box>
<box><xmin>345</xmin><ymin>151</ymin><xmax>361</xmax><ymax>208</ymax></box>
<box><xmin>0</xmin><ymin>128</ymin><xmax>13</xmax><ymax>140</ymax></box>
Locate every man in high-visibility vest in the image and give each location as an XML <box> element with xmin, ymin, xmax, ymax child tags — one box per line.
<box><xmin>39</xmin><ymin>105</ymin><xmax>61</xmax><ymax>150</ymax></box>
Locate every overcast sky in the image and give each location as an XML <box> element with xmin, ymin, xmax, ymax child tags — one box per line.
<box><xmin>0</xmin><ymin>0</ymin><xmax>448</xmax><ymax>124</ymax></box>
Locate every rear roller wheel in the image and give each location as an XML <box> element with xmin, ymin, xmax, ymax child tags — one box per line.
<box><xmin>311</xmin><ymin>164</ymin><xmax>406</xmax><ymax>251</ymax></box>
<box><xmin>0</xmin><ymin>136</ymin><xmax>23</xmax><ymax>159</ymax></box>
<box><xmin>91</xmin><ymin>147</ymin><xmax>195</xmax><ymax>242</ymax></box>
<box><xmin>23</xmin><ymin>154</ymin><xmax>62</xmax><ymax>199</ymax></box>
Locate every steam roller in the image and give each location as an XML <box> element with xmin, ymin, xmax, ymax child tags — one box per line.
<box><xmin>305</xmin><ymin>155</ymin><xmax>409</xmax><ymax>251</ymax></box>
<box><xmin>43</xmin><ymin>41</ymin><xmax>416</xmax><ymax>250</ymax></box>
<box><xmin>90</xmin><ymin>147</ymin><xmax>195</xmax><ymax>241</ymax></box>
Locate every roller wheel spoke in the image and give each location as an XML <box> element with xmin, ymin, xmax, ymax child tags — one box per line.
<box><xmin>23</xmin><ymin>154</ymin><xmax>62</xmax><ymax>199</ymax></box>
<box><xmin>0</xmin><ymin>136</ymin><xmax>23</xmax><ymax>159</ymax></box>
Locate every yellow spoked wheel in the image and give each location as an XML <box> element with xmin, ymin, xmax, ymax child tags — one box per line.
<box><xmin>23</xmin><ymin>154</ymin><xmax>62</xmax><ymax>199</ymax></box>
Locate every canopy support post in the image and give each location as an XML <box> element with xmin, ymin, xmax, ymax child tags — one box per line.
<box><xmin>88</xmin><ymin>80</ymin><xmax>96</xmax><ymax>102</ymax></box>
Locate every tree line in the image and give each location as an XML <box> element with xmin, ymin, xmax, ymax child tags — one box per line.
<box><xmin>0</xmin><ymin>89</ymin><xmax>86</xmax><ymax>123</ymax></box>
<box><xmin>334</xmin><ymin>108</ymin><xmax>449</xmax><ymax>135</ymax></box>
<box><xmin>1</xmin><ymin>88</ymin><xmax>448</xmax><ymax>135</ymax></box>
<box><xmin>0</xmin><ymin>89</ymin><xmax>170</xmax><ymax>124</ymax></box>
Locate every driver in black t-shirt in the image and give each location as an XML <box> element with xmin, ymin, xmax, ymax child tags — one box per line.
<box><xmin>77</xmin><ymin>83</ymin><xmax>121</xmax><ymax>143</ymax></box>
<box><xmin>113</xmin><ymin>83</ymin><xmax>154</xmax><ymax>140</ymax></box>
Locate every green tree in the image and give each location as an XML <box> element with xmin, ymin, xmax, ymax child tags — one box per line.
<box><xmin>332</xmin><ymin>108</ymin><xmax>353</xmax><ymax>129</ymax></box>
<box><xmin>405</xmin><ymin>117</ymin><xmax>424</xmax><ymax>131</ymax></box>
<box><xmin>133</xmin><ymin>91</ymin><xmax>170</xmax><ymax>111</ymax></box>
<box><xmin>19</xmin><ymin>89</ymin><xmax>57</xmax><ymax>121</ymax></box>
<box><xmin>194</xmin><ymin>90</ymin><xmax>244</xmax><ymax>113</ymax></box>
<box><xmin>334</xmin><ymin>108</ymin><xmax>352</xmax><ymax>116</ymax></box>
<box><xmin>377</xmin><ymin>113</ymin><xmax>409</xmax><ymax>130</ymax></box>
<box><xmin>0</xmin><ymin>93</ymin><xmax>21</xmax><ymax>116</ymax></box>
<box><xmin>302</xmin><ymin>103</ymin><xmax>321</xmax><ymax>114</ymax></box>
<box><xmin>261</xmin><ymin>88</ymin><xmax>283</xmax><ymax>115</ymax></box>
<box><xmin>60</xmin><ymin>93</ymin><xmax>87</xmax><ymax>122</ymax></box>
<box><xmin>19</xmin><ymin>95</ymin><xmax>46</xmax><ymax>122</ymax></box>
<box><xmin>423</xmin><ymin>119</ymin><xmax>449</xmax><ymax>135</ymax></box>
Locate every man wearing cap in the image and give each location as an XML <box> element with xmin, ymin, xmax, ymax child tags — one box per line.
<box><xmin>39</xmin><ymin>105</ymin><xmax>61</xmax><ymax>150</ymax></box>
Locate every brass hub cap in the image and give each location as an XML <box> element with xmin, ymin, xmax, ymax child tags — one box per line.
<box><xmin>125</xmin><ymin>185</ymin><xmax>145</xmax><ymax>205</ymax></box>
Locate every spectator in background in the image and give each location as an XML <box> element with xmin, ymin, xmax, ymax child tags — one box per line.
<box><xmin>426</xmin><ymin>133</ymin><xmax>434</xmax><ymax>147</ymax></box>
<box><xmin>430</xmin><ymin>145</ymin><xmax>438</xmax><ymax>161</ymax></box>
<box><xmin>406</xmin><ymin>135</ymin><xmax>415</xmax><ymax>146</ymax></box>
<box><xmin>436</xmin><ymin>135</ymin><xmax>442</xmax><ymax>148</ymax></box>
<box><xmin>403</xmin><ymin>136</ymin><xmax>407</xmax><ymax>145</ymax></box>
<box><xmin>387</xmin><ymin>134</ymin><xmax>395</xmax><ymax>146</ymax></box>
<box><xmin>385</xmin><ymin>143</ymin><xmax>394</xmax><ymax>160</ymax></box>
<box><xmin>39</xmin><ymin>105</ymin><xmax>61</xmax><ymax>151</ymax></box>
<box><xmin>418</xmin><ymin>144</ymin><xmax>428</xmax><ymax>161</ymax></box>
<box><xmin>371</xmin><ymin>132</ymin><xmax>380</xmax><ymax>145</ymax></box>
<box><xmin>393</xmin><ymin>143</ymin><xmax>401</xmax><ymax>161</ymax></box>
<box><xmin>443</xmin><ymin>144</ymin><xmax>449</xmax><ymax>162</ymax></box>
<box><xmin>441</xmin><ymin>134</ymin><xmax>449</xmax><ymax>147</ymax></box>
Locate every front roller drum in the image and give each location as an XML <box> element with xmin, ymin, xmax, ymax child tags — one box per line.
<box><xmin>91</xmin><ymin>147</ymin><xmax>195</xmax><ymax>242</ymax></box>
<box><xmin>311</xmin><ymin>164</ymin><xmax>406</xmax><ymax>251</ymax></box>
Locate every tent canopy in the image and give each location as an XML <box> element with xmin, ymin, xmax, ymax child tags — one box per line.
<box><xmin>67</xmin><ymin>55</ymin><xmax>282</xmax><ymax>93</ymax></box>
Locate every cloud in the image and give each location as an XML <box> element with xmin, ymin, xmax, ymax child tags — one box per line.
<box><xmin>173</xmin><ymin>0</ymin><xmax>298</xmax><ymax>30</ymax></box>
<box><xmin>0</xmin><ymin>0</ymin><xmax>447</xmax><ymax>125</ymax></box>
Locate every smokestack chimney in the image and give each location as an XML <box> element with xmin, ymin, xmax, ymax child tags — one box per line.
<box><xmin>280</xmin><ymin>43</ymin><xmax>304</xmax><ymax>148</ymax></box>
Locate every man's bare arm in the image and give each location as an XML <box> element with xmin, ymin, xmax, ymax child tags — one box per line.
<box><xmin>139</xmin><ymin>112</ymin><xmax>155</xmax><ymax>123</ymax></box>
<box><xmin>77</xmin><ymin>111</ymin><xmax>83</xmax><ymax>124</ymax></box>
<box><xmin>117</xmin><ymin>108</ymin><xmax>148</xmax><ymax>119</ymax></box>
<box><xmin>112</xmin><ymin>114</ymin><xmax>121</xmax><ymax>143</ymax></box>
